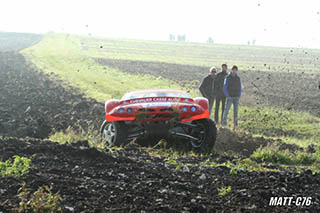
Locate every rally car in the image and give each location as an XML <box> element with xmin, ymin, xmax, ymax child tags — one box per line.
<box><xmin>100</xmin><ymin>89</ymin><xmax>217</xmax><ymax>151</ymax></box>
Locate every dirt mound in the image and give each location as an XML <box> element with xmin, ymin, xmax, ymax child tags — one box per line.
<box><xmin>96</xmin><ymin>58</ymin><xmax>320</xmax><ymax>117</ymax></box>
<box><xmin>0</xmin><ymin>52</ymin><xmax>104</xmax><ymax>138</ymax></box>
<box><xmin>0</xmin><ymin>138</ymin><xmax>319</xmax><ymax>212</ymax></box>
<box><xmin>215</xmin><ymin>128</ymin><xmax>302</xmax><ymax>156</ymax></box>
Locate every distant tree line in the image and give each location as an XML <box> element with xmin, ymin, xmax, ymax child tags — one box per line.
<box><xmin>207</xmin><ymin>37</ymin><xmax>214</xmax><ymax>44</ymax></box>
<box><xmin>248</xmin><ymin>39</ymin><xmax>256</xmax><ymax>45</ymax></box>
<box><xmin>169</xmin><ymin>34</ymin><xmax>257</xmax><ymax>45</ymax></box>
<box><xmin>169</xmin><ymin>34</ymin><xmax>216</xmax><ymax>44</ymax></box>
<box><xmin>169</xmin><ymin>34</ymin><xmax>186</xmax><ymax>42</ymax></box>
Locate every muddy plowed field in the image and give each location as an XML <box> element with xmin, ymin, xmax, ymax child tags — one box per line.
<box><xmin>1</xmin><ymin>35</ymin><xmax>319</xmax><ymax>212</ymax></box>
<box><xmin>0</xmin><ymin>52</ymin><xmax>103</xmax><ymax>138</ymax></box>
<box><xmin>1</xmin><ymin>138</ymin><xmax>320</xmax><ymax>212</ymax></box>
<box><xmin>0</xmin><ymin>32</ymin><xmax>42</xmax><ymax>52</ymax></box>
<box><xmin>95</xmin><ymin>58</ymin><xmax>320</xmax><ymax>117</ymax></box>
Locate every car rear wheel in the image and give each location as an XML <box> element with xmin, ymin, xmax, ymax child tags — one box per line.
<box><xmin>100</xmin><ymin>121</ymin><xmax>128</xmax><ymax>147</ymax></box>
<box><xmin>190</xmin><ymin>118</ymin><xmax>217</xmax><ymax>152</ymax></box>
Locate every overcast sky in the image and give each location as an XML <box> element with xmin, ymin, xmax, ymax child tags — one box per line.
<box><xmin>1</xmin><ymin>0</ymin><xmax>320</xmax><ymax>48</ymax></box>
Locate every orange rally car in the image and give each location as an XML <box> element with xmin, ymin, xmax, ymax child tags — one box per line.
<box><xmin>100</xmin><ymin>89</ymin><xmax>217</xmax><ymax>150</ymax></box>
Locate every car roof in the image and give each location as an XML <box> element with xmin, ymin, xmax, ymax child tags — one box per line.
<box><xmin>126</xmin><ymin>89</ymin><xmax>187</xmax><ymax>94</ymax></box>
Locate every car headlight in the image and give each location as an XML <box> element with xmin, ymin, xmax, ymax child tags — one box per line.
<box><xmin>190</xmin><ymin>106</ymin><xmax>197</xmax><ymax>112</ymax></box>
<box><xmin>182</xmin><ymin>106</ymin><xmax>188</xmax><ymax>112</ymax></box>
<box><xmin>118</xmin><ymin>108</ymin><xmax>125</xmax><ymax>113</ymax></box>
<box><xmin>127</xmin><ymin>108</ymin><xmax>133</xmax><ymax>113</ymax></box>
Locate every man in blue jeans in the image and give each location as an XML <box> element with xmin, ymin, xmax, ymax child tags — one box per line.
<box><xmin>222</xmin><ymin>65</ymin><xmax>242</xmax><ymax>130</ymax></box>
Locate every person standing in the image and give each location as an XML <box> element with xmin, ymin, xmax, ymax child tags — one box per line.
<box><xmin>214</xmin><ymin>64</ymin><xmax>228</xmax><ymax>124</ymax></box>
<box><xmin>222</xmin><ymin>65</ymin><xmax>242</xmax><ymax>129</ymax></box>
<box><xmin>199</xmin><ymin>67</ymin><xmax>217</xmax><ymax>115</ymax></box>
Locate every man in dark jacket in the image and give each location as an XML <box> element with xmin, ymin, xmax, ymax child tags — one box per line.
<box><xmin>214</xmin><ymin>64</ymin><xmax>228</xmax><ymax>124</ymax></box>
<box><xmin>199</xmin><ymin>67</ymin><xmax>217</xmax><ymax>115</ymax></box>
<box><xmin>222</xmin><ymin>65</ymin><xmax>242</xmax><ymax>129</ymax></box>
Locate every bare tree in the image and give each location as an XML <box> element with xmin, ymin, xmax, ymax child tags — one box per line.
<box><xmin>207</xmin><ymin>37</ymin><xmax>214</xmax><ymax>44</ymax></box>
<box><xmin>177</xmin><ymin>34</ymin><xmax>186</xmax><ymax>42</ymax></box>
<box><xmin>169</xmin><ymin>34</ymin><xmax>175</xmax><ymax>41</ymax></box>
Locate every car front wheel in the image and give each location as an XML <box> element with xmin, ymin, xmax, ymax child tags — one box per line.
<box><xmin>100</xmin><ymin>121</ymin><xmax>128</xmax><ymax>147</ymax></box>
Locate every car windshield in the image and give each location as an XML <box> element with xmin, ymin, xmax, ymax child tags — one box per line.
<box><xmin>121</xmin><ymin>92</ymin><xmax>191</xmax><ymax>100</ymax></box>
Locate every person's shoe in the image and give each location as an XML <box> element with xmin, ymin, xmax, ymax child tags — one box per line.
<box><xmin>233</xmin><ymin>125</ymin><xmax>239</xmax><ymax>131</ymax></box>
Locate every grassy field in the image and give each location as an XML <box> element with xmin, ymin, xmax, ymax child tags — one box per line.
<box><xmin>239</xmin><ymin>106</ymin><xmax>320</xmax><ymax>147</ymax></box>
<box><xmin>80</xmin><ymin>35</ymin><xmax>320</xmax><ymax>73</ymax></box>
<box><xmin>22</xmin><ymin>33</ymin><xmax>198</xmax><ymax>102</ymax></box>
<box><xmin>22</xmin><ymin>33</ymin><xmax>320</xmax><ymax>152</ymax></box>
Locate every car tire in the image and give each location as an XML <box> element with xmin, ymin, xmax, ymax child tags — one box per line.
<box><xmin>100</xmin><ymin>121</ymin><xmax>128</xmax><ymax>147</ymax></box>
<box><xmin>191</xmin><ymin>118</ymin><xmax>217</xmax><ymax>153</ymax></box>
